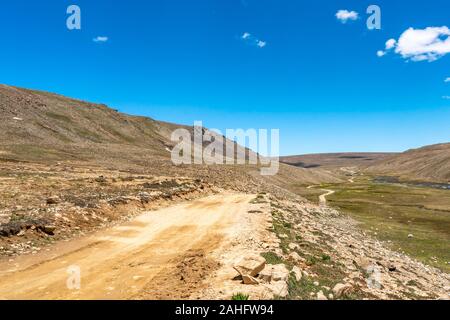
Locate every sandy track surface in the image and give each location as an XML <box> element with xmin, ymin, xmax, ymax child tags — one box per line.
<box><xmin>0</xmin><ymin>193</ymin><xmax>254</xmax><ymax>300</ymax></box>
<box><xmin>319</xmin><ymin>189</ymin><xmax>335</xmax><ymax>206</ymax></box>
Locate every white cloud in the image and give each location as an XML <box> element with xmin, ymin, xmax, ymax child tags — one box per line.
<box><xmin>377</xmin><ymin>39</ymin><xmax>397</xmax><ymax>57</ymax></box>
<box><xmin>240</xmin><ymin>32</ymin><xmax>267</xmax><ymax>48</ymax></box>
<box><xmin>380</xmin><ymin>27</ymin><xmax>450</xmax><ymax>62</ymax></box>
<box><xmin>256</xmin><ymin>40</ymin><xmax>267</xmax><ymax>48</ymax></box>
<box><xmin>93</xmin><ymin>36</ymin><xmax>108</xmax><ymax>43</ymax></box>
<box><xmin>445</xmin><ymin>77</ymin><xmax>450</xmax><ymax>82</ymax></box>
<box><xmin>385</xmin><ymin>39</ymin><xmax>397</xmax><ymax>50</ymax></box>
<box><xmin>336</xmin><ymin>10</ymin><xmax>359</xmax><ymax>23</ymax></box>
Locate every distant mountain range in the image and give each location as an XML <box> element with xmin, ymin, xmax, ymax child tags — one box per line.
<box><xmin>281</xmin><ymin>152</ymin><xmax>394</xmax><ymax>169</ymax></box>
<box><xmin>282</xmin><ymin>144</ymin><xmax>450</xmax><ymax>183</ymax></box>
<box><xmin>368</xmin><ymin>143</ymin><xmax>450</xmax><ymax>182</ymax></box>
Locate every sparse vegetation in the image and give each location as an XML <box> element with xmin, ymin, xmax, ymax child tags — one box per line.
<box><xmin>307</xmin><ymin>175</ymin><xmax>450</xmax><ymax>272</ymax></box>
<box><xmin>261</xmin><ymin>252</ymin><xmax>284</xmax><ymax>265</ymax></box>
<box><xmin>232</xmin><ymin>293</ymin><xmax>249</xmax><ymax>300</ymax></box>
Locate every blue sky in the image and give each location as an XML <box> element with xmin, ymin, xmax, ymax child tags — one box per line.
<box><xmin>0</xmin><ymin>0</ymin><xmax>449</xmax><ymax>155</ymax></box>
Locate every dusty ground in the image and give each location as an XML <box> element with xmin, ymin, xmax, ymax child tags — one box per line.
<box><xmin>0</xmin><ymin>194</ymin><xmax>255</xmax><ymax>299</ymax></box>
<box><xmin>0</xmin><ymin>162</ymin><xmax>448</xmax><ymax>300</ymax></box>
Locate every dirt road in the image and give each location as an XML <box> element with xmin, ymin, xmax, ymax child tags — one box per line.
<box><xmin>319</xmin><ymin>189</ymin><xmax>335</xmax><ymax>206</ymax></box>
<box><xmin>0</xmin><ymin>193</ymin><xmax>254</xmax><ymax>300</ymax></box>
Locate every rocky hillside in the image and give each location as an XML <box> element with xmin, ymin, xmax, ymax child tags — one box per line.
<box><xmin>0</xmin><ymin>84</ymin><xmax>340</xmax><ymax>187</ymax></box>
<box><xmin>368</xmin><ymin>143</ymin><xmax>450</xmax><ymax>182</ymax></box>
<box><xmin>0</xmin><ymin>84</ymin><xmax>187</xmax><ymax>163</ymax></box>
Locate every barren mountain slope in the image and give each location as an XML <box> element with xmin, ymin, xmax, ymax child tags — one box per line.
<box><xmin>0</xmin><ymin>84</ymin><xmax>340</xmax><ymax>186</ymax></box>
<box><xmin>0</xmin><ymin>84</ymin><xmax>186</xmax><ymax>163</ymax></box>
<box><xmin>368</xmin><ymin>143</ymin><xmax>450</xmax><ymax>182</ymax></box>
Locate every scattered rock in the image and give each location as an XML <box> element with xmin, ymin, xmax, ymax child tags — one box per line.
<box><xmin>354</xmin><ymin>256</ymin><xmax>371</xmax><ymax>269</ymax></box>
<box><xmin>41</xmin><ymin>225</ymin><xmax>56</xmax><ymax>235</ymax></box>
<box><xmin>0</xmin><ymin>223</ymin><xmax>22</xmax><ymax>237</ymax></box>
<box><xmin>332</xmin><ymin>283</ymin><xmax>353</xmax><ymax>298</ymax></box>
<box><xmin>292</xmin><ymin>266</ymin><xmax>302</xmax><ymax>282</ymax></box>
<box><xmin>288</xmin><ymin>243</ymin><xmax>299</xmax><ymax>251</ymax></box>
<box><xmin>317</xmin><ymin>291</ymin><xmax>328</xmax><ymax>300</ymax></box>
<box><xmin>46</xmin><ymin>196</ymin><xmax>60</xmax><ymax>205</ymax></box>
<box><xmin>258</xmin><ymin>264</ymin><xmax>289</xmax><ymax>283</ymax></box>
<box><xmin>95</xmin><ymin>176</ymin><xmax>107</xmax><ymax>183</ymax></box>
<box><xmin>138</xmin><ymin>192</ymin><xmax>151</xmax><ymax>203</ymax></box>
<box><xmin>242</xmin><ymin>275</ymin><xmax>259</xmax><ymax>285</ymax></box>
<box><xmin>268</xmin><ymin>281</ymin><xmax>289</xmax><ymax>298</ymax></box>
<box><xmin>234</xmin><ymin>254</ymin><xmax>266</xmax><ymax>278</ymax></box>
<box><xmin>408</xmin><ymin>234</ymin><xmax>414</xmax><ymax>239</ymax></box>
<box><xmin>288</xmin><ymin>252</ymin><xmax>304</xmax><ymax>263</ymax></box>
<box><xmin>388</xmin><ymin>264</ymin><xmax>397</xmax><ymax>272</ymax></box>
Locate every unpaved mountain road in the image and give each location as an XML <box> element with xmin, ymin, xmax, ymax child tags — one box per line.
<box><xmin>319</xmin><ymin>189</ymin><xmax>335</xmax><ymax>206</ymax></box>
<box><xmin>0</xmin><ymin>193</ymin><xmax>254</xmax><ymax>300</ymax></box>
<box><xmin>307</xmin><ymin>185</ymin><xmax>335</xmax><ymax>206</ymax></box>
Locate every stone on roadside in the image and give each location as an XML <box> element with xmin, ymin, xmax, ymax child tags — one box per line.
<box><xmin>258</xmin><ymin>264</ymin><xmax>289</xmax><ymax>283</ymax></box>
<box><xmin>268</xmin><ymin>281</ymin><xmax>288</xmax><ymax>298</ymax></box>
<box><xmin>234</xmin><ymin>254</ymin><xmax>266</xmax><ymax>278</ymax></box>
<box><xmin>242</xmin><ymin>275</ymin><xmax>259</xmax><ymax>285</ymax></box>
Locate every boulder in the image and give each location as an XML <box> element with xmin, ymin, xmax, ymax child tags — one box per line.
<box><xmin>387</xmin><ymin>264</ymin><xmax>397</xmax><ymax>272</ymax></box>
<box><xmin>317</xmin><ymin>291</ymin><xmax>328</xmax><ymax>300</ymax></box>
<box><xmin>292</xmin><ymin>266</ymin><xmax>302</xmax><ymax>282</ymax></box>
<box><xmin>242</xmin><ymin>275</ymin><xmax>259</xmax><ymax>285</ymax></box>
<box><xmin>46</xmin><ymin>196</ymin><xmax>60</xmax><ymax>205</ymax></box>
<box><xmin>268</xmin><ymin>281</ymin><xmax>289</xmax><ymax>298</ymax></box>
<box><xmin>234</xmin><ymin>254</ymin><xmax>266</xmax><ymax>278</ymax></box>
<box><xmin>258</xmin><ymin>264</ymin><xmax>289</xmax><ymax>283</ymax></box>
<box><xmin>332</xmin><ymin>283</ymin><xmax>353</xmax><ymax>298</ymax></box>
<box><xmin>288</xmin><ymin>252</ymin><xmax>304</xmax><ymax>263</ymax></box>
<box><xmin>95</xmin><ymin>176</ymin><xmax>107</xmax><ymax>183</ymax></box>
<box><xmin>41</xmin><ymin>225</ymin><xmax>56</xmax><ymax>235</ymax></box>
<box><xmin>353</xmin><ymin>256</ymin><xmax>371</xmax><ymax>270</ymax></box>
